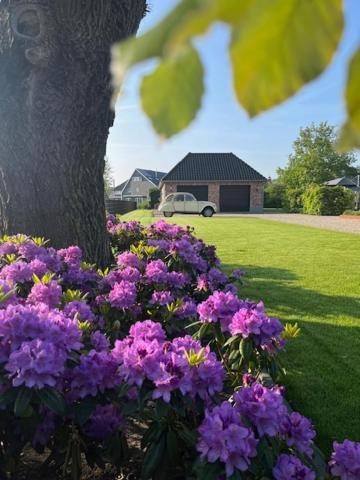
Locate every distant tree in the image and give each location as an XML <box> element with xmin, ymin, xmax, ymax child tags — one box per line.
<box><xmin>104</xmin><ymin>157</ymin><xmax>115</xmax><ymax>197</ymax></box>
<box><xmin>149</xmin><ymin>188</ymin><xmax>161</xmax><ymax>209</ymax></box>
<box><xmin>303</xmin><ymin>185</ymin><xmax>354</xmax><ymax>215</ymax></box>
<box><xmin>264</xmin><ymin>180</ymin><xmax>285</xmax><ymax>209</ymax></box>
<box><xmin>277</xmin><ymin>123</ymin><xmax>359</xmax><ymax>211</ymax></box>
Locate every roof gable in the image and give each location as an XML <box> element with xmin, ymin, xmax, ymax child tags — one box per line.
<box><xmin>136</xmin><ymin>169</ymin><xmax>167</xmax><ymax>187</ymax></box>
<box><xmin>162</xmin><ymin>153</ymin><xmax>266</xmax><ymax>182</ymax></box>
<box><xmin>113</xmin><ymin>180</ymin><xmax>127</xmax><ymax>192</ymax></box>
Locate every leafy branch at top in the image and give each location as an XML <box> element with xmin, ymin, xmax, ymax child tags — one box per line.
<box><xmin>111</xmin><ymin>0</ymin><xmax>359</xmax><ymax>151</ymax></box>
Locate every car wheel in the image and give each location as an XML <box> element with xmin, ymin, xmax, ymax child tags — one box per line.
<box><xmin>163</xmin><ymin>212</ymin><xmax>173</xmax><ymax>218</ymax></box>
<box><xmin>202</xmin><ymin>207</ymin><xmax>214</xmax><ymax>217</ymax></box>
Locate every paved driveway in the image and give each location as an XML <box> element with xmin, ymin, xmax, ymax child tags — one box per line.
<box><xmin>219</xmin><ymin>213</ymin><xmax>360</xmax><ymax>234</ymax></box>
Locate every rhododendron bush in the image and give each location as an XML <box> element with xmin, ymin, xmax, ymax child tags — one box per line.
<box><xmin>0</xmin><ymin>219</ymin><xmax>357</xmax><ymax>479</ymax></box>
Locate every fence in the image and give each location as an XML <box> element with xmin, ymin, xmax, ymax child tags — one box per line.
<box><xmin>105</xmin><ymin>198</ymin><xmax>137</xmax><ymax>215</ymax></box>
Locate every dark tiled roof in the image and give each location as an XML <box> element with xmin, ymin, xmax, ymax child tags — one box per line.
<box><xmin>137</xmin><ymin>169</ymin><xmax>167</xmax><ymax>187</ymax></box>
<box><xmin>162</xmin><ymin>153</ymin><xmax>266</xmax><ymax>182</ymax></box>
<box><xmin>113</xmin><ymin>180</ymin><xmax>127</xmax><ymax>192</ymax></box>
<box><xmin>325</xmin><ymin>177</ymin><xmax>357</xmax><ymax>187</ymax></box>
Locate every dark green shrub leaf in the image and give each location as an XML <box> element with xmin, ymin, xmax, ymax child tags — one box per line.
<box><xmin>142</xmin><ymin>434</ymin><xmax>166</xmax><ymax>479</ymax></box>
<box><xmin>0</xmin><ymin>388</ymin><xmax>18</xmax><ymax>407</ymax></box>
<box><xmin>14</xmin><ymin>387</ymin><xmax>32</xmax><ymax>417</ymax></box>
<box><xmin>166</xmin><ymin>429</ymin><xmax>179</xmax><ymax>463</ymax></box>
<box><xmin>73</xmin><ymin>397</ymin><xmax>97</xmax><ymax>426</ymax></box>
<box><xmin>240</xmin><ymin>337</ymin><xmax>253</xmax><ymax>361</ymax></box>
<box><xmin>38</xmin><ymin>388</ymin><xmax>66</xmax><ymax>415</ymax></box>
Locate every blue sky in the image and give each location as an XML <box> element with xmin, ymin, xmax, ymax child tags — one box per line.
<box><xmin>107</xmin><ymin>0</ymin><xmax>360</xmax><ymax>185</ymax></box>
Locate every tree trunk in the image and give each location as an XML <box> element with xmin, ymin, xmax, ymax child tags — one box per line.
<box><xmin>0</xmin><ymin>0</ymin><xmax>146</xmax><ymax>265</ymax></box>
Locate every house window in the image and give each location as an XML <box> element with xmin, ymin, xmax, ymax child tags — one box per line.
<box><xmin>133</xmin><ymin>176</ymin><xmax>142</xmax><ymax>182</ymax></box>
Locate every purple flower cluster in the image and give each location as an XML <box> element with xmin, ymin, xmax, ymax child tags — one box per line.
<box><xmin>86</xmin><ymin>404</ymin><xmax>125</xmax><ymax>441</ymax></box>
<box><xmin>229</xmin><ymin>301</ymin><xmax>284</xmax><ymax>348</ymax></box>
<box><xmin>280</xmin><ymin>411</ymin><xmax>315</xmax><ymax>456</ymax></box>
<box><xmin>234</xmin><ymin>382</ymin><xmax>287</xmax><ymax>437</ymax></box>
<box><xmin>27</xmin><ymin>280</ymin><xmax>62</xmax><ymax>308</ymax></box>
<box><xmin>112</xmin><ymin>321</ymin><xmax>224</xmax><ymax>403</ymax></box>
<box><xmin>0</xmin><ymin>304</ymin><xmax>82</xmax><ymax>388</ymax></box>
<box><xmin>108</xmin><ymin>280</ymin><xmax>137</xmax><ymax>309</ymax></box>
<box><xmin>329</xmin><ymin>440</ymin><xmax>360</xmax><ymax>480</ymax></box>
<box><xmin>273</xmin><ymin>454</ymin><xmax>315</xmax><ymax>480</ymax></box>
<box><xmin>67</xmin><ymin>350</ymin><xmax>122</xmax><ymax>400</ymax></box>
<box><xmin>197</xmin><ymin>291</ymin><xmax>240</xmax><ymax>331</ymax></box>
<box><xmin>197</xmin><ymin>401</ymin><xmax>257</xmax><ymax>477</ymax></box>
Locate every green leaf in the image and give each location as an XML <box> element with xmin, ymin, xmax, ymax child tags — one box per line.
<box><xmin>230</xmin><ymin>0</ymin><xmax>343</xmax><ymax>116</ymax></box>
<box><xmin>223</xmin><ymin>335</ymin><xmax>239</xmax><ymax>348</ymax></box>
<box><xmin>0</xmin><ymin>388</ymin><xmax>17</xmax><ymax>407</ymax></box>
<box><xmin>239</xmin><ymin>337</ymin><xmax>253</xmax><ymax>361</ymax></box>
<box><xmin>73</xmin><ymin>397</ymin><xmax>97</xmax><ymax>426</ymax></box>
<box><xmin>142</xmin><ymin>434</ymin><xmax>166</xmax><ymax>479</ymax></box>
<box><xmin>166</xmin><ymin>429</ymin><xmax>179</xmax><ymax>463</ymax></box>
<box><xmin>14</xmin><ymin>388</ymin><xmax>33</xmax><ymax>417</ymax></box>
<box><xmin>38</xmin><ymin>388</ymin><xmax>66</xmax><ymax>416</ymax></box>
<box><xmin>140</xmin><ymin>46</ymin><xmax>204</xmax><ymax>138</ymax></box>
<box><xmin>155</xmin><ymin>399</ymin><xmax>170</xmax><ymax>419</ymax></box>
<box><xmin>178</xmin><ymin>428</ymin><xmax>197</xmax><ymax>448</ymax></box>
<box><xmin>338</xmin><ymin>48</ymin><xmax>360</xmax><ymax>150</ymax></box>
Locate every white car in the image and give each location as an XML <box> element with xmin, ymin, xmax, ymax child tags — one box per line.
<box><xmin>158</xmin><ymin>192</ymin><xmax>217</xmax><ymax>217</ymax></box>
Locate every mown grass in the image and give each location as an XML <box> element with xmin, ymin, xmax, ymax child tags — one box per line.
<box><xmin>121</xmin><ymin>210</ymin><xmax>360</xmax><ymax>453</ymax></box>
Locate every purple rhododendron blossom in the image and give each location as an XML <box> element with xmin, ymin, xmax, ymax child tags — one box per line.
<box><xmin>28</xmin><ymin>259</ymin><xmax>48</xmax><ymax>278</ymax></box>
<box><xmin>0</xmin><ymin>242</ymin><xmax>17</xmax><ymax>256</ymax></box>
<box><xmin>329</xmin><ymin>440</ymin><xmax>360</xmax><ymax>480</ymax></box>
<box><xmin>27</xmin><ymin>280</ymin><xmax>62</xmax><ymax>308</ymax></box>
<box><xmin>175</xmin><ymin>298</ymin><xmax>197</xmax><ymax>319</ymax></box>
<box><xmin>0</xmin><ymin>261</ymin><xmax>33</xmax><ymax>283</ymax></box>
<box><xmin>0</xmin><ymin>304</ymin><xmax>82</xmax><ymax>353</ymax></box>
<box><xmin>273</xmin><ymin>454</ymin><xmax>315</xmax><ymax>480</ymax></box>
<box><xmin>91</xmin><ymin>331</ymin><xmax>110</xmax><ymax>351</ymax></box>
<box><xmin>68</xmin><ymin>350</ymin><xmax>122</xmax><ymax>400</ymax></box>
<box><xmin>117</xmin><ymin>251</ymin><xmax>142</xmax><ymax>270</ymax></box>
<box><xmin>128</xmin><ymin>320</ymin><xmax>166</xmax><ymax>343</ymax></box>
<box><xmin>105</xmin><ymin>267</ymin><xmax>141</xmax><ymax>286</ymax></box>
<box><xmin>144</xmin><ymin>260</ymin><xmax>168</xmax><ymax>284</ymax></box>
<box><xmin>108</xmin><ymin>281</ymin><xmax>137</xmax><ymax>309</ymax></box>
<box><xmin>229</xmin><ymin>301</ymin><xmax>283</xmax><ymax>347</ymax></box>
<box><xmin>280</xmin><ymin>412</ymin><xmax>315</xmax><ymax>456</ymax></box>
<box><xmin>6</xmin><ymin>339</ymin><xmax>66</xmax><ymax>388</ymax></box>
<box><xmin>58</xmin><ymin>246</ymin><xmax>82</xmax><ymax>268</ymax></box>
<box><xmin>150</xmin><ymin>290</ymin><xmax>174</xmax><ymax>306</ymax></box>
<box><xmin>86</xmin><ymin>404</ymin><xmax>125</xmax><ymax>441</ymax></box>
<box><xmin>197</xmin><ymin>291</ymin><xmax>241</xmax><ymax>331</ymax></box>
<box><xmin>64</xmin><ymin>300</ymin><xmax>96</xmax><ymax>323</ymax></box>
<box><xmin>234</xmin><ymin>383</ymin><xmax>286</xmax><ymax>437</ymax></box>
<box><xmin>197</xmin><ymin>401</ymin><xmax>257</xmax><ymax>477</ymax></box>
<box><xmin>32</xmin><ymin>411</ymin><xmax>55</xmax><ymax>447</ymax></box>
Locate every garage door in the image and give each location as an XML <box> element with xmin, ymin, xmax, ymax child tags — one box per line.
<box><xmin>220</xmin><ymin>185</ymin><xmax>250</xmax><ymax>212</ymax></box>
<box><xmin>177</xmin><ymin>185</ymin><xmax>208</xmax><ymax>201</ymax></box>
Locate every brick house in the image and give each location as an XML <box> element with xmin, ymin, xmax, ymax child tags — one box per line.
<box><xmin>160</xmin><ymin>153</ymin><xmax>266</xmax><ymax>212</ymax></box>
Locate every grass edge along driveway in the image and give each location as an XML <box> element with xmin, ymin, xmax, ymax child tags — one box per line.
<box><xmin>121</xmin><ymin>211</ymin><xmax>360</xmax><ymax>453</ymax></box>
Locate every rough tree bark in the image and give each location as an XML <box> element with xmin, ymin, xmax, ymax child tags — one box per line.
<box><xmin>0</xmin><ymin>0</ymin><xmax>146</xmax><ymax>265</ymax></box>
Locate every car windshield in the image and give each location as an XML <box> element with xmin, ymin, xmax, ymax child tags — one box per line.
<box><xmin>165</xmin><ymin>194</ymin><xmax>174</xmax><ymax>201</ymax></box>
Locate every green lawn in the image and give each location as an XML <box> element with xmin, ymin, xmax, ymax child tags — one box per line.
<box><xmin>121</xmin><ymin>210</ymin><xmax>360</xmax><ymax>453</ymax></box>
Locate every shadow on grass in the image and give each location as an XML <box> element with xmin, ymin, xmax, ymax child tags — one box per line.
<box><xmin>224</xmin><ymin>263</ymin><xmax>360</xmax><ymax>321</ymax></box>
<box><xmin>223</xmin><ymin>263</ymin><xmax>360</xmax><ymax>452</ymax></box>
